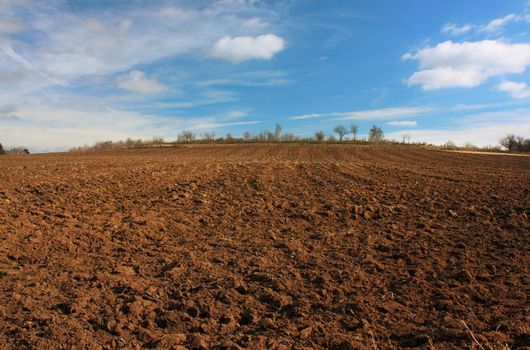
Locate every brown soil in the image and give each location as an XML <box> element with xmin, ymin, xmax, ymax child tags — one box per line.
<box><xmin>0</xmin><ymin>144</ymin><xmax>528</xmax><ymax>350</ymax></box>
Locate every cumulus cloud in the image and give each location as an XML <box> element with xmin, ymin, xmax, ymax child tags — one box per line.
<box><xmin>211</xmin><ymin>34</ymin><xmax>285</xmax><ymax>62</ymax></box>
<box><xmin>498</xmin><ymin>81</ymin><xmax>530</xmax><ymax>99</ymax></box>
<box><xmin>290</xmin><ymin>106</ymin><xmax>433</xmax><ymax>120</ymax></box>
<box><xmin>403</xmin><ymin>40</ymin><xmax>530</xmax><ymax>90</ymax></box>
<box><xmin>386</xmin><ymin>120</ymin><xmax>417</xmax><ymax>127</ymax></box>
<box><xmin>116</xmin><ymin>71</ymin><xmax>167</xmax><ymax>94</ymax></box>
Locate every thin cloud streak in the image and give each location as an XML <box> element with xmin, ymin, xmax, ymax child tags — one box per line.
<box><xmin>289</xmin><ymin>107</ymin><xmax>434</xmax><ymax>121</ymax></box>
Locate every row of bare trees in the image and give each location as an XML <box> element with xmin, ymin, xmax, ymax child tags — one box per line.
<box><xmin>64</xmin><ymin>128</ymin><xmax>530</xmax><ymax>152</ymax></box>
<box><xmin>320</xmin><ymin>124</ymin><xmax>383</xmax><ymax>142</ymax></box>
<box><xmin>0</xmin><ymin>142</ymin><xmax>30</xmax><ymax>155</ymax></box>
<box><xmin>173</xmin><ymin>124</ymin><xmax>385</xmax><ymax>144</ymax></box>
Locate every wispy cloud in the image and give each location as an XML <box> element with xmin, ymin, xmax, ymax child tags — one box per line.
<box><xmin>386</xmin><ymin>122</ymin><xmax>530</xmax><ymax>147</ymax></box>
<box><xmin>289</xmin><ymin>106</ymin><xmax>433</xmax><ymax>120</ymax></box>
<box><xmin>0</xmin><ymin>1</ymin><xmax>284</xmax><ymax>95</ymax></box>
<box><xmin>0</xmin><ymin>19</ymin><xmax>25</xmax><ymax>33</ymax></box>
<box><xmin>481</xmin><ymin>13</ymin><xmax>519</xmax><ymax>33</ymax></box>
<box><xmin>386</xmin><ymin>120</ymin><xmax>417</xmax><ymax>127</ymax></box>
<box><xmin>385</xmin><ymin>108</ymin><xmax>530</xmax><ymax>146</ymax></box>
<box><xmin>498</xmin><ymin>81</ymin><xmax>530</xmax><ymax>99</ymax></box>
<box><xmin>441</xmin><ymin>13</ymin><xmax>529</xmax><ymax>36</ymax></box>
<box><xmin>0</xmin><ymin>102</ymin><xmax>262</xmax><ymax>151</ymax></box>
<box><xmin>116</xmin><ymin>71</ymin><xmax>167</xmax><ymax>94</ymax></box>
<box><xmin>441</xmin><ymin>23</ymin><xmax>473</xmax><ymax>35</ymax></box>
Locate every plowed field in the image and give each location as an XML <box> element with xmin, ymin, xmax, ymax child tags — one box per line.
<box><xmin>0</xmin><ymin>145</ymin><xmax>528</xmax><ymax>349</ymax></box>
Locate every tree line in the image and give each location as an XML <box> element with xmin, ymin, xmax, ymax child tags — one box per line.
<box><xmin>69</xmin><ymin>124</ymin><xmax>391</xmax><ymax>151</ymax></box>
<box><xmin>172</xmin><ymin>123</ymin><xmax>384</xmax><ymax>143</ymax></box>
<box><xmin>0</xmin><ymin>143</ymin><xmax>30</xmax><ymax>155</ymax></box>
<box><xmin>1</xmin><ymin>126</ymin><xmax>527</xmax><ymax>154</ymax></box>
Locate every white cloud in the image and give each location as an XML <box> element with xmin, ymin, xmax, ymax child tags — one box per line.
<box><xmin>481</xmin><ymin>13</ymin><xmax>518</xmax><ymax>33</ymax></box>
<box><xmin>441</xmin><ymin>23</ymin><xmax>472</xmax><ymax>35</ymax></box>
<box><xmin>0</xmin><ymin>1</ymin><xmax>283</xmax><ymax>93</ymax></box>
<box><xmin>442</xmin><ymin>13</ymin><xmax>526</xmax><ymax>36</ymax></box>
<box><xmin>289</xmin><ymin>106</ymin><xmax>433</xmax><ymax>120</ymax></box>
<box><xmin>403</xmin><ymin>40</ymin><xmax>530</xmax><ymax>90</ymax></box>
<box><xmin>211</xmin><ymin>34</ymin><xmax>285</xmax><ymax>62</ymax></box>
<box><xmin>498</xmin><ymin>81</ymin><xmax>530</xmax><ymax>99</ymax></box>
<box><xmin>116</xmin><ymin>70</ymin><xmax>167</xmax><ymax>94</ymax></box>
<box><xmin>386</xmin><ymin>120</ymin><xmax>417</xmax><ymax>127</ymax></box>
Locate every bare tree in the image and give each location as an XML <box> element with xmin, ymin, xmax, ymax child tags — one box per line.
<box><xmin>333</xmin><ymin>125</ymin><xmax>348</xmax><ymax>141</ymax></box>
<box><xmin>499</xmin><ymin>134</ymin><xmax>530</xmax><ymax>152</ymax></box>
<box><xmin>499</xmin><ymin>134</ymin><xmax>517</xmax><ymax>151</ymax></box>
<box><xmin>243</xmin><ymin>131</ymin><xmax>252</xmax><ymax>141</ymax></box>
<box><xmin>314</xmin><ymin>131</ymin><xmax>325</xmax><ymax>142</ymax></box>
<box><xmin>0</xmin><ymin>142</ymin><xmax>4</xmax><ymax>155</ymax></box>
<box><xmin>368</xmin><ymin>125</ymin><xmax>384</xmax><ymax>142</ymax></box>
<box><xmin>327</xmin><ymin>134</ymin><xmax>337</xmax><ymax>142</ymax></box>
<box><xmin>281</xmin><ymin>133</ymin><xmax>298</xmax><ymax>141</ymax></box>
<box><xmin>178</xmin><ymin>131</ymin><xmax>195</xmax><ymax>142</ymax></box>
<box><xmin>350</xmin><ymin>124</ymin><xmax>358</xmax><ymax>141</ymax></box>
<box><xmin>151</xmin><ymin>136</ymin><xmax>165</xmax><ymax>144</ymax></box>
<box><xmin>274</xmin><ymin>123</ymin><xmax>282</xmax><ymax>141</ymax></box>
<box><xmin>402</xmin><ymin>133</ymin><xmax>411</xmax><ymax>144</ymax></box>
<box><xmin>203</xmin><ymin>132</ymin><xmax>216</xmax><ymax>142</ymax></box>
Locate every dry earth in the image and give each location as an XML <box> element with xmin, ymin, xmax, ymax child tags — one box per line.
<box><xmin>0</xmin><ymin>144</ymin><xmax>528</xmax><ymax>350</ymax></box>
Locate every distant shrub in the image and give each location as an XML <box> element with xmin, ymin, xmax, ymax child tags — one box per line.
<box><xmin>0</xmin><ymin>142</ymin><xmax>4</xmax><ymax>155</ymax></box>
<box><xmin>444</xmin><ymin>140</ymin><xmax>457</xmax><ymax>149</ymax></box>
<box><xmin>463</xmin><ymin>142</ymin><xmax>478</xmax><ymax>150</ymax></box>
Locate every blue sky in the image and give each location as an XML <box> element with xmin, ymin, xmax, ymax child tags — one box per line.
<box><xmin>1</xmin><ymin>0</ymin><xmax>530</xmax><ymax>151</ymax></box>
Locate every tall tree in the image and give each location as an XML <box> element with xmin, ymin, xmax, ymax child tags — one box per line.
<box><xmin>368</xmin><ymin>125</ymin><xmax>384</xmax><ymax>142</ymax></box>
<box><xmin>274</xmin><ymin>123</ymin><xmax>282</xmax><ymax>141</ymax></box>
<box><xmin>350</xmin><ymin>124</ymin><xmax>358</xmax><ymax>141</ymax></box>
<box><xmin>333</xmin><ymin>125</ymin><xmax>348</xmax><ymax>141</ymax></box>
